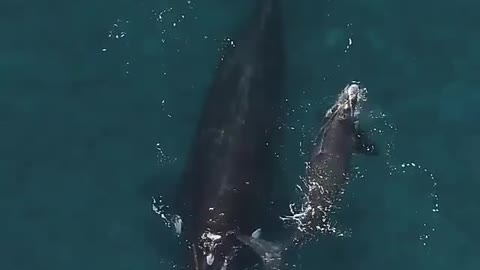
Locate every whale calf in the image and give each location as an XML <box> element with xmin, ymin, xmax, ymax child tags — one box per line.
<box><xmin>290</xmin><ymin>82</ymin><xmax>378</xmax><ymax>246</ymax></box>
<box><xmin>176</xmin><ymin>0</ymin><xmax>285</xmax><ymax>269</ymax></box>
<box><xmin>236</xmin><ymin>82</ymin><xmax>378</xmax><ymax>266</ymax></box>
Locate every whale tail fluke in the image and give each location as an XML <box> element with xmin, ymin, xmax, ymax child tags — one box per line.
<box><xmin>236</xmin><ymin>233</ymin><xmax>284</xmax><ymax>270</ymax></box>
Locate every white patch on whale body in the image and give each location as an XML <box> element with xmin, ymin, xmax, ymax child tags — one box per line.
<box><xmin>206</xmin><ymin>232</ymin><xmax>222</xmax><ymax>241</ymax></box>
<box><xmin>206</xmin><ymin>253</ymin><xmax>214</xmax><ymax>265</ymax></box>
<box><xmin>347</xmin><ymin>83</ymin><xmax>359</xmax><ymax>98</ymax></box>
<box><xmin>199</xmin><ymin>231</ymin><xmax>224</xmax><ymax>267</ymax></box>
<box><xmin>327</xmin><ymin>82</ymin><xmax>368</xmax><ymax>121</ymax></box>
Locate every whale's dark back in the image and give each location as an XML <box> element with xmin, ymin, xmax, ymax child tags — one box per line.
<box><xmin>310</xmin><ymin>116</ymin><xmax>356</xmax><ymax>186</ymax></box>
<box><xmin>178</xmin><ymin>0</ymin><xmax>285</xmax><ymax>269</ymax></box>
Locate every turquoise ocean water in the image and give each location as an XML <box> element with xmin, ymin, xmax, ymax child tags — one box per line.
<box><xmin>1</xmin><ymin>0</ymin><xmax>479</xmax><ymax>269</ymax></box>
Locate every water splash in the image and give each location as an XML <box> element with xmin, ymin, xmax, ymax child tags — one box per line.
<box><xmin>159</xmin><ymin>257</ymin><xmax>180</xmax><ymax>269</ymax></box>
<box><xmin>107</xmin><ymin>19</ymin><xmax>129</xmax><ymax>40</ymax></box>
<box><xmin>368</xmin><ymin>111</ymin><xmax>440</xmax><ymax>248</ymax></box>
<box><xmin>155</xmin><ymin>142</ymin><xmax>177</xmax><ymax>166</ymax></box>
<box><xmin>279</xmin><ymin>196</ymin><xmax>351</xmax><ymax>240</ymax></box>
<box><xmin>152</xmin><ymin>196</ymin><xmax>182</xmax><ymax>236</ymax></box>
<box><xmin>102</xmin><ymin>18</ymin><xmax>132</xmax><ymax>75</ymax></box>
<box><xmin>390</xmin><ymin>161</ymin><xmax>440</xmax><ymax>248</ymax></box>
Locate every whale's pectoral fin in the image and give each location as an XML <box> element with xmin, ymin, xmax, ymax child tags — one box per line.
<box><xmin>354</xmin><ymin>128</ymin><xmax>378</xmax><ymax>156</ymax></box>
<box><xmin>251</xmin><ymin>228</ymin><xmax>262</xmax><ymax>239</ymax></box>
<box><xmin>171</xmin><ymin>214</ymin><xmax>183</xmax><ymax>235</ymax></box>
<box><xmin>236</xmin><ymin>234</ymin><xmax>283</xmax><ymax>270</ymax></box>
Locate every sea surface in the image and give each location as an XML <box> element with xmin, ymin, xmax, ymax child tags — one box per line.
<box><xmin>1</xmin><ymin>0</ymin><xmax>479</xmax><ymax>270</ymax></box>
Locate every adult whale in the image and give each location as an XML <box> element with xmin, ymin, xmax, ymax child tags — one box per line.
<box><xmin>176</xmin><ymin>0</ymin><xmax>285</xmax><ymax>269</ymax></box>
